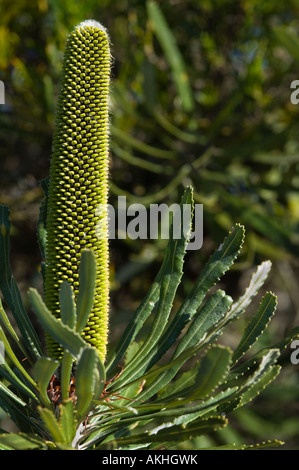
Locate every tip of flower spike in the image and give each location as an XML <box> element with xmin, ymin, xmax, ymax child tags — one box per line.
<box><xmin>76</xmin><ymin>19</ymin><xmax>108</xmax><ymax>33</ymax></box>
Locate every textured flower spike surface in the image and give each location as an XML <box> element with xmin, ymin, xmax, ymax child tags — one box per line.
<box><xmin>44</xmin><ymin>20</ymin><xmax>111</xmax><ymax>362</ymax></box>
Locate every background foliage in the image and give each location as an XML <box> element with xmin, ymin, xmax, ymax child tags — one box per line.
<box><xmin>0</xmin><ymin>0</ymin><xmax>299</xmax><ymax>448</ymax></box>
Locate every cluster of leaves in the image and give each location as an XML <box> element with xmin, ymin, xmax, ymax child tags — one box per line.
<box><xmin>0</xmin><ymin>188</ymin><xmax>298</xmax><ymax>450</ymax></box>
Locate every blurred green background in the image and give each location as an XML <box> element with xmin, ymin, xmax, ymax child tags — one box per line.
<box><xmin>0</xmin><ymin>0</ymin><xmax>299</xmax><ymax>448</ymax></box>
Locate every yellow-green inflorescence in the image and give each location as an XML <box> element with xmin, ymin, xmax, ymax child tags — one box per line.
<box><xmin>44</xmin><ymin>21</ymin><xmax>111</xmax><ymax>362</ymax></box>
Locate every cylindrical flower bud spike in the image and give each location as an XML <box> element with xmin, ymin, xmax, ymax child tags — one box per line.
<box><xmin>44</xmin><ymin>20</ymin><xmax>110</xmax><ymax>362</ymax></box>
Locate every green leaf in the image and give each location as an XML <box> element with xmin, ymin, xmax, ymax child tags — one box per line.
<box><xmin>217</xmin><ymin>260</ymin><xmax>272</xmax><ymax>331</ymax></box>
<box><xmin>38</xmin><ymin>407</ymin><xmax>65</xmax><ymax>444</ymax></box>
<box><xmin>59</xmin><ymin>281</ymin><xmax>76</xmax><ymax>329</ymax></box>
<box><xmin>147</xmin><ymin>0</ymin><xmax>194</xmax><ymax>112</ymax></box>
<box><xmin>76</xmin><ymin>249</ymin><xmax>97</xmax><ymax>333</ymax></box>
<box><xmin>109</xmin><ymin>416</ymin><xmax>227</xmax><ymax>447</ymax></box>
<box><xmin>232</xmin><ymin>292</ymin><xmax>277</xmax><ymax>363</ymax></box>
<box><xmin>200</xmin><ymin>440</ymin><xmax>284</xmax><ymax>450</ymax></box>
<box><xmin>111</xmin><ymin>141</ymin><xmax>170</xmax><ymax>174</ymax></box>
<box><xmin>0</xmin><ymin>324</ymin><xmax>38</xmax><ymax>392</ymax></box>
<box><xmin>0</xmin><ymin>432</ymin><xmax>47</xmax><ymax>450</ymax></box>
<box><xmin>60</xmin><ymin>351</ymin><xmax>74</xmax><ymax>402</ymax></box>
<box><xmin>271</xmin><ymin>325</ymin><xmax>299</xmax><ymax>352</ymax></box>
<box><xmin>0</xmin><ymin>381</ymin><xmax>27</xmax><ymax>407</ymax></box>
<box><xmin>28</xmin><ymin>287</ymin><xmax>86</xmax><ymax>359</ymax></box>
<box><xmin>75</xmin><ymin>346</ymin><xmax>106</xmax><ymax>421</ymax></box>
<box><xmin>0</xmin><ymin>363</ymin><xmax>37</xmax><ymax>402</ymax></box>
<box><xmin>0</xmin><ymin>205</ymin><xmax>42</xmax><ymax>361</ymax></box>
<box><xmin>33</xmin><ymin>356</ymin><xmax>60</xmax><ymax>408</ymax></box>
<box><xmin>60</xmin><ymin>400</ymin><xmax>76</xmax><ymax>445</ymax></box>
<box><xmin>238</xmin><ymin>365</ymin><xmax>281</xmax><ymax>408</ymax></box>
<box><xmin>58</xmin><ymin>281</ymin><xmax>77</xmax><ymax>401</ymax></box>
<box><xmin>111</xmin><ymin>125</ymin><xmax>176</xmax><ymax>160</ymax></box>
<box><xmin>241</xmin><ymin>349</ymin><xmax>280</xmax><ymax>391</ymax></box>
<box><xmin>0</xmin><ymin>296</ymin><xmax>23</xmax><ymax>352</ymax></box>
<box><xmin>180</xmin><ymin>387</ymin><xmax>239</xmax><ymax>422</ymax></box>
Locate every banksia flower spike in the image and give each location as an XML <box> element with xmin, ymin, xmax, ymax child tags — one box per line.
<box><xmin>44</xmin><ymin>20</ymin><xmax>111</xmax><ymax>362</ymax></box>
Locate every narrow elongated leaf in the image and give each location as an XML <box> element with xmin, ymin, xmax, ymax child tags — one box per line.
<box><xmin>88</xmin><ymin>386</ymin><xmax>241</xmax><ymax>449</ymax></box>
<box><xmin>60</xmin><ymin>400</ymin><xmax>76</xmax><ymax>445</ymax></box>
<box><xmin>272</xmin><ymin>325</ymin><xmax>299</xmax><ymax>352</ymax></box>
<box><xmin>0</xmin><ymin>381</ymin><xmax>27</xmax><ymax>407</ymax></box>
<box><xmin>117</xmin><ymin>260</ymin><xmax>184</xmax><ymax>387</ymax></box>
<box><xmin>200</xmin><ymin>440</ymin><xmax>284</xmax><ymax>450</ymax></box>
<box><xmin>232</xmin><ymin>292</ymin><xmax>277</xmax><ymax>363</ymax></box>
<box><xmin>227</xmin><ymin>329</ymin><xmax>297</xmax><ymax>383</ymax></box>
<box><xmin>0</xmin><ymin>324</ymin><xmax>38</xmax><ymax>390</ymax></box>
<box><xmin>109</xmin><ymin>416</ymin><xmax>227</xmax><ymax>447</ymax></box>
<box><xmin>214</xmin><ymin>261</ymin><xmax>272</xmax><ymax>336</ymax></box>
<box><xmin>59</xmin><ymin>281</ymin><xmax>76</xmax><ymax>329</ymax></box>
<box><xmin>0</xmin><ymin>364</ymin><xmax>37</xmax><ymax>401</ymax></box>
<box><xmin>28</xmin><ymin>288</ymin><xmax>86</xmax><ymax>359</ymax></box>
<box><xmin>242</xmin><ymin>349</ymin><xmax>280</xmax><ymax>390</ymax></box>
<box><xmin>76</xmin><ymin>249</ymin><xmax>97</xmax><ymax>333</ymax></box>
<box><xmin>75</xmin><ymin>347</ymin><xmax>106</xmax><ymax>421</ymax></box>
<box><xmin>0</xmin><ymin>205</ymin><xmax>42</xmax><ymax>361</ymax></box>
<box><xmin>228</xmin><ymin>344</ymin><xmax>281</xmax><ymax>384</ymax></box>
<box><xmin>147</xmin><ymin>1</ymin><xmax>194</xmax><ymax>112</ymax></box>
<box><xmin>105</xmin><ymin>387</ymin><xmax>235</xmax><ymax>440</ymax></box>
<box><xmin>38</xmin><ymin>407</ymin><xmax>65</xmax><ymax>444</ymax></box>
<box><xmin>0</xmin><ymin>296</ymin><xmax>23</xmax><ymax>350</ymax></box>
<box><xmin>111</xmin><ymin>125</ymin><xmax>176</xmax><ymax>159</ymax></box>
<box><xmin>238</xmin><ymin>364</ymin><xmax>281</xmax><ymax>408</ymax></box>
<box><xmin>174</xmin><ymin>387</ymin><xmax>239</xmax><ymax>423</ymax></box>
<box><xmin>111</xmin><ymin>141</ymin><xmax>169</xmax><ymax>174</ymax></box>
<box><xmin>0</xmin><ymin>432</ymin><xmax>47</xmax><ymax>450</ymax></box>
<box><xmin>230</xmin><ymin>261</ymin><xmax>271</xmax><ymax>318</ymax></box>
<box><xmin>58</xmin><ymin>282</ymin><xmax>76</xmax><ymax>401</ymax></box>
<box><xmin>60</xmin><ymin>351</ymin><xmax>74</xmax><ymax>401</ymax></box>
<box><xmin>33</xmin><ymin>356</ymin><xmax>60</xmax><ymax>408</ymax></box>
